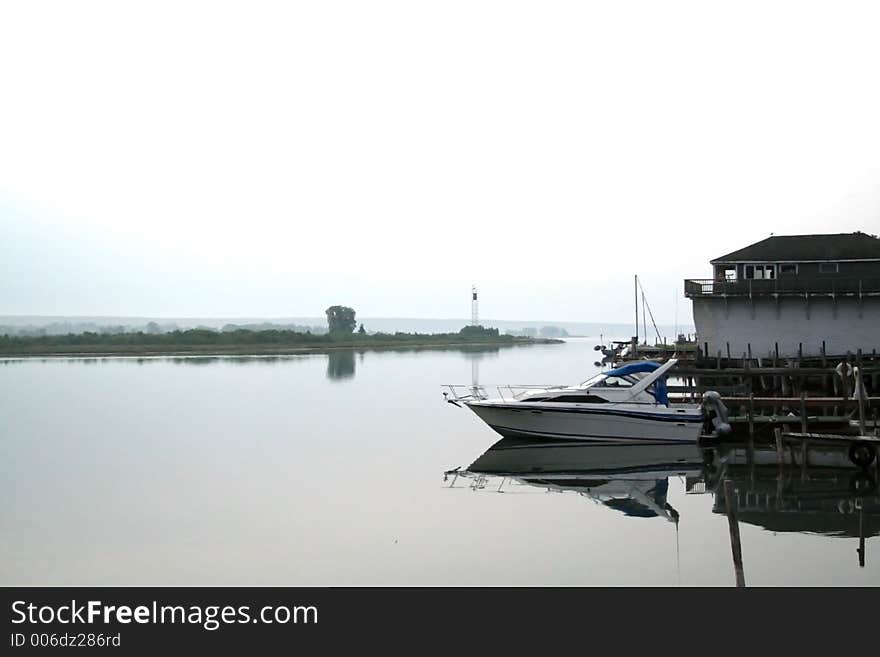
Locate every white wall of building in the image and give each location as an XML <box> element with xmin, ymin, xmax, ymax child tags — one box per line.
<box><xmin>691</xmin><ymin>297</ymin><xmax>880</xmax><ymax>358</ymax></box>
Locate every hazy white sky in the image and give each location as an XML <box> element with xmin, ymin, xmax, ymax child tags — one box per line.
<box><xmin>2</xmin><ymin>1</ymin><xmax>879</xmax><ymax>322</ymax></box>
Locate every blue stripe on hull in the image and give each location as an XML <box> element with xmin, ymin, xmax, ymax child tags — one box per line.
<box><xmin>488</xmin><ymin>423</ymin><xmax>700</xmax><ymax>444</ymax></box>
<box><xmin>470</xmin><ymin>403</ymin><xmax>703</xmax><ymax>423</ymax></box>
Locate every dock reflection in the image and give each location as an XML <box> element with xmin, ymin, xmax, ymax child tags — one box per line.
<box><xmin>449</xmin><ymin>437</ymin><xmax>880</xmax><ymax>577</ymax></box>
<box><xmin>702</xmin><ymin>442</ymin><xmax>880</xmax><ymax>539</ymax></box>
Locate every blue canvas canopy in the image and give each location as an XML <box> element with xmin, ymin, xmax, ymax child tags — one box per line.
<box><xmin>604</xmin><ymin>361</ymin><xmax>662</xmax><ymax>377</ymax></box>
<box><xmin>604</xmin><ymin>361</ymin><xmax>669</xmax><ymax>406</ymax></box>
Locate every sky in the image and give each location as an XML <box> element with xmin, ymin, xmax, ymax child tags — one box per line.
<box><xmin>2</xmin><ymin>1</ymin><xmax>880</xmax><ymax>323</ymax></box>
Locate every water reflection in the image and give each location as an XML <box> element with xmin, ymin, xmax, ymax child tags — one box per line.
<box><xmin>451</xmin><ymin>437</ymin><xmax>880</xmax><ymax>576</ymax></box>
<box><xmin>1</xmin><ymin>344</ymin><xmax>508</xmax><ymax>384</ymax></box>
<box><xmin>0</xmin><ymin>354</ymin><xmax>322</xmax><ymax>365</ymax></box>
<box><xmin>453</xmin><ymin>439</ymin><xmax>703</xmax><ymax>522</ymax></box>
<box><xmin>703</xmin><ymin>442</ymin><xmax>880</xmax><ymax>539</ymax></box>
<box><xmin>326</xmin><ymin>350</ymin><xmax>356</xmax><ymax>380</ymax></box>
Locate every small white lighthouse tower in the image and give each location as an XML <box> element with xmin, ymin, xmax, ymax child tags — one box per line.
<box><xmin>471</xmin><ymin>285</ymin><xmax>479</xmax><ymax>326</ymax></box>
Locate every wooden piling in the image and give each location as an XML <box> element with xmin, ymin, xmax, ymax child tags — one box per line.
<box><xmin>857</xmin><ymin>372</ymin><xmax>867</xmax><ymax>436</ymax></box>
<box><xmin>800</xmin><ymin>391</ymin><xmax>807</xmax><ymax>434</ymax></box>
<box><xmin>774</xmin><ymin>428</ymin><xmax>783</xmax><ymax>465</ymax></box>
<box><xmin>723</xmin><ymin>480</ymin><xmax>746</xmax><ymax>588</ymax></box>
<box><xmin>858</xmin><ymin>508</ymin><xmax>865</xmax><ymax>568</ymax></box>
<box><xmin>748</xmin><ymin>441</ymin><xmax>756</xmax><ymax>484</ymax></box>
<box><xmin>800</xmin><ymin>438</ymin><xmax>808</xmax><ymax>483</ymax></box>
<box><xmin>841</xmin><ymin>360</ymin><xmax>851</xmax><ymax>401</ymax></box>
<box><xmin>748</xmin><ymin>392</ymin><xmax>755</xmax><ymax>437</ymax></box>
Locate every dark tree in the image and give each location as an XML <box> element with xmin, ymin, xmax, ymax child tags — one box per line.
<box><xmin>458</xmin><ymin>325</ymin><xmax>499</xmax><ymax>337</ymax></box>
<box><xmin>325</xmin><ymin>305</ymin><xmax>357</xmax><ymax>334</ymax></box>
<box><xmin>357</xmin><ymin>323</ymin><xmax>366</xmax><ymax>335</ymax></box>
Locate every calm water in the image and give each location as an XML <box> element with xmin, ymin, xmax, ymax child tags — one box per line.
<box><xmin>2</xmin><ymin>338</ymin><xmax>878</xmax><ymax>586</ymax></box>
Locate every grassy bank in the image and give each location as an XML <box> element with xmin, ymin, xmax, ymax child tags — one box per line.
<box><xmin>0</xmin><ymin>328</ymin><xmax>563</xmax><ymax>357</ymax></box>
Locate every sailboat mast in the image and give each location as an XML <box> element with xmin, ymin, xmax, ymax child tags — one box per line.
<box><xmin>634</xmin><ymin>274</ymin><xmax>639</xmax><ymax>343</ymax></box>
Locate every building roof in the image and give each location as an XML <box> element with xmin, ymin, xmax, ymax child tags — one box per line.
<box><xmin>711</xmin><ymin>232</ymin><xmax>880</xmax><ymax>264</ymax></box>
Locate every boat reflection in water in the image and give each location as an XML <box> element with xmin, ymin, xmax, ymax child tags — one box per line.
<box><xmin>449</xmin><ymin>437</ymin><xmax>880</xmax><ymax>579</ymax></box>
<box><xmin>450</xmin><ymin>438</ymin><xmax>704</xmax><ymax>523</ymax></box>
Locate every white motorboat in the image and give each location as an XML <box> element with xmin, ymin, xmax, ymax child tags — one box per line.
<box><xmin>443</xmin><ymin>358</ymin><xmax>705</xmax><ymax>444</ymax></box>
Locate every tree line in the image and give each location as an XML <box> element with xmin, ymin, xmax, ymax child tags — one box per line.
<box><xmin>0</xmin><ymin>305</ymin><xmax>537</xmax><ymax>353</ymax></box>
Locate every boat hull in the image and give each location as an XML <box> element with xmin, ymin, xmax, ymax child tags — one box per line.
<box><xmin>465</xmin><ymin>402</ymin><xmax>703</xmax><ymax>444</ymax></box>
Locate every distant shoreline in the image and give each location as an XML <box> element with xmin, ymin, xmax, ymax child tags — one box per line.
<box><xmin>0</xmin><ymin>337</ymin><xmax>564</xmax><ymax>358</ymax></box>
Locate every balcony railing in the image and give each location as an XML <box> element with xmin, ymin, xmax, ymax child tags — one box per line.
<box><xmin>684</xmin><ymin>277</ymin><xmax>880</xmax><ymax>298</ymax></box>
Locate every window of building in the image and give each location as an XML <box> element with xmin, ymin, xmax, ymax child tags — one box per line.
<box><xmin>745</xmin><ymin>265</ymin><xmax>775</xmax><ymax>279</ymax></box>
<box><xmin>819</xmin><ymin>262</ymin><xmax>839</xmax><ymax>274</ymax></box>
<box><xmin>779</xmin><ymin>264</ymin><xmax>798</xmax><ymax>275</ymax></box>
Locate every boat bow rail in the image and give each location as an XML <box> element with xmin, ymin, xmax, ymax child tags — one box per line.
<box><xmin>442</xmin><ymin>383</ymin><xmax>571</xmax><ymax>404</ymax></box>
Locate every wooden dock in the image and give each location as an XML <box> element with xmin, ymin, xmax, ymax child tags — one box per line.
<box><xmin>619</xmin><ymin>341</ymin><xmax>880</xmax><ymax>469</ymax></box>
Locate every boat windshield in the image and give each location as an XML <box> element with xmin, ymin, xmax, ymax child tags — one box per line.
<box><xmin>580</xmin><ymin>372</ymin><xmax>639</xmax><ymax>388</ymax></box>
<box><xmin>575</xmin><ymin>360</ymin><xmax>672</xmax><ymax>405</ymax></box>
